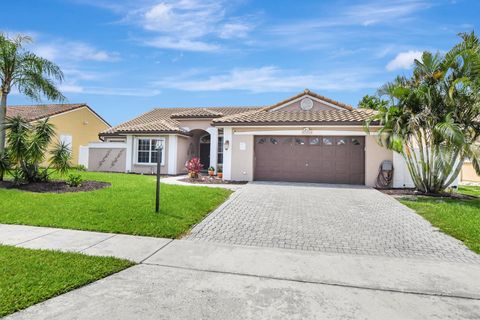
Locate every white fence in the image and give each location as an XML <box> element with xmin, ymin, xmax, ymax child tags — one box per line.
<box><xmin>393</xmin><ymin>151</ymin><xmax>459</xmax><ymax>189</ymax></box>
<box><xmin>78</xmin><ymin>146</ymin><xmax>89</xmax><ymax>168</ymax></box>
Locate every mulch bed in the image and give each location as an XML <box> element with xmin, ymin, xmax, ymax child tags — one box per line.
<box><xmin>0</xmin><ymin>180</ymin><xmax>111</xmax><ymax>194</ymax></box>
<box><xmin>377</xmin><ymin>188</ymin><xmax>476</xmax><ymax>200</ymax></box>
<box><xmin>179</xmin><ymin>175</ymin><xmax>247</xmax><ymax>185</ymax></box>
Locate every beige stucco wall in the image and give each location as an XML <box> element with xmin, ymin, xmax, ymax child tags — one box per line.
<box><xmin>365</xmin><ymin>135</ymin><xmax>393</xmax><ymax>187</ymax></box>
<box><xmin>48</xmin><ymin>107</ymin><xmax>109</xmax><ymax>165</ymax></box>
<box><xmin>176</xmin><ymin>119</ymin><xmax>212</xmax><ymax>131</ymax></box>
<box><xmin>461</xmin><ymin>162</ymin><xmax>480</xmax><ymax>182</ymax></box>
<box><xmin>231</xmin><ymin>134</ymin><xmax>255</xmax><ymax>181</ymax></box>
<box><xmin>228</xmin><ymin>126</ymin><xmax>393</xmax><ymax>186</ymax></box>
<box><xmin>177</xmin><ymin>135</ymin><xmax>193</xmax><ymax>174</ymax></box>
<box><xmin>89</xmin><ymin>148</ymin><xmax>126</xmax><ymax>172</ymax></box>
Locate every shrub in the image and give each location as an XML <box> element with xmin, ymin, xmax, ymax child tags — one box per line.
<box><xmin>10</xmin><ymin>168</ymin><xmax>24</xmax><ymax>186</ymax></box>
<box><xmin>0</xmin><ymin>151</ymin><xmax>10</xmax><ymax>181</ymax></box>
<box><xmin>185</xmin><ymin>157</ymin><xmax>203</xmax><ymax>178</ymax></box>
<box><xmin>4</xmin><ymin>116</ymin><xmax>72</xmax><ymax>183</ymax></box>
<box><xmin>75</xmin><ymin>165</ymin><xmax>87</xmax><ymax>172</ymax></box>
<box><xmin>66</xmin><ymin>173</ymin><xmax>84</xmax><ymax>187</ymax></box>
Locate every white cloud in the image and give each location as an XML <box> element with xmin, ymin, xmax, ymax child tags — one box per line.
<box><xmin>154</xmin><ymin>66</ymin><xmax>381</xmax><ymax>92</ymax></box>
<box><xmin>125</xmin><ymin>0</ymin><xmax>254</xmax><ymax>51</ymax></box>
<box><xmin>59</xmin><ymin>84</ymin><xmax>85</xmax><ymax>93</ymax></box>
<box><xmin>268</xmin><ymin>0</ymin><xmax>431</xmax><ymax>36</ymax></box>
<box><xmin>145</xmin><ymin>37</ymin><xmax>219</xmax><ymax>52</ymax></box>
<box><xmin>58</xmin><ymin>83</ymin><xmax>161</xmax><ymax>97</ymax></box>
<box><xmin>218</xmin><ymin>22</ymin><xmax>252</xmax><ymax>39</ymax></box>
<box><xmin>346</xmin><ymin>0</ymin><xmax>431</xmax><ymax>26</ymax></box>
<box><xmin>31</xmin><ymin>41</ymin><xmax>119</xmax><ymax>63</ymax></box>
<box><xmin>386</xmin><ymin>50</ymin><xmax>423</xmax><ymax>71</ymax></box>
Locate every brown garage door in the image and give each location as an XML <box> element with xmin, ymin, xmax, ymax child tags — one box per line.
<box><xmin>254</xmin><ymin>136</ymin><xmax>365</xmax><ymax>184</ymax></box>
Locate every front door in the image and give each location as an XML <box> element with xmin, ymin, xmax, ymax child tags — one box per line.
<box><xmin>200</xmin><ymin>143</ymin><xmax>210</xmax><ymax>169</ymax></box>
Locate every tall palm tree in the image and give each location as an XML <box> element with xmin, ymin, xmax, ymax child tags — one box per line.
<box><xmin>366</xmin><ymin>32</ymin><xmax>480</xmax><ymax>193</ymax></box>
<box><xmin>0</xmin><ymin>33</ymin><xmax>65</xmax><ymax>152</ymax></box>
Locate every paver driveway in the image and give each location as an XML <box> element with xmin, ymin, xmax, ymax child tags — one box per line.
<box><xmin>186</xmin><ymin>182</ymin><xmax>479</xmax><ymax>263</ymax></box>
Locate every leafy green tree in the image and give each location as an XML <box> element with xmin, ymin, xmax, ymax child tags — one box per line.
<box><xmin>366</xmin><ymin>32</ymin><xmax>480</xmax><ymax>194</ymax></box>
<box><xmin>358</xmin><ymin>94</ymin><xmax>388</xmax><ymax>110</ymax></box>
<box><xmin>0</xmin><ymin>33</ymin><xmax>65</xmax><ymax>152</ymax></box>
<box><xmin>4</xmin><ymin>116</ymin><xmax>71</xmax><ymax>182</ymax></box>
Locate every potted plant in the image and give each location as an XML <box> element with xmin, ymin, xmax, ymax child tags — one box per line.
<box><xmin>185</xmin><ymin>157</ymin><xmax>202</xmax><ymax>179</ymax></box>
<box><xmin>217</xmin><ymin>165</ymin><xmax>223</xmax><ymax>179</ymax></box>
<box><xmin>208</xmin><ymin>166</ymin><xmax>215</xmax><ymax>177</ymax></box>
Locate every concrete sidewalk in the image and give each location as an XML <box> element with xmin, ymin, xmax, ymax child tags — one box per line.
<box><xmin>0</xmin><ymin>224</ymin><xmax>172</xmax><ymax>263</ymax></box>
<box><xmin>3</xmin><ymin>224</ymin><xmax>480</xmax><ymax>319</ymax></box>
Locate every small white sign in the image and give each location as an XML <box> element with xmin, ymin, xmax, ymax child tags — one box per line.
<box><xmin>239</xmin><ymin>142</ymin><xmax>246</xmax><ymax>151</ymax></box>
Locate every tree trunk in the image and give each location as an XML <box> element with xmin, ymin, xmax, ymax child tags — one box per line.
<box><xmin>0</xmin><ymin>92</ymin><xmax>7</xmax><ymax>153</ymax></box>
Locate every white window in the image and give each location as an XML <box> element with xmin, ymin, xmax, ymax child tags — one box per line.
<box><xmin>60</xmin><ymin>134</ymin><xmax>73</xmax><ymax>151</ymax></box>
<box><xmin>135</xmin><ymin>138</ymin><xmax>165</xmax><ymax>165</ymax></box>
<box><xmin>217</xmin><ymin>128</ymin><xmax>224</xmax><ymax>164</ymax></box>
<box><xmin>217</xmin><ymin>135</ymin><xmax>224</xmax><ymax>164</ymax></box>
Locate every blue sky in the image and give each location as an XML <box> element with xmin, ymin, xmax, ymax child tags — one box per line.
<box><xmin>3</xmin><ymin>0</ymin><xmax>478</xmax><ymax>125</ymax></box>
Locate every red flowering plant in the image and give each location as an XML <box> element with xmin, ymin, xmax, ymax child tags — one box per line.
<box><xmin>185</xmin><ymin>157</ymin><xmax>203</xmax><ymax>179</ymax></box>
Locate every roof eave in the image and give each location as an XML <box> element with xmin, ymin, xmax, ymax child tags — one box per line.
<box><xmin>170</xmin><ymin>116</ymin><xmax>221</xmax><ymax>120</ymax></box>
<box><xmin>100</xmin><ymin>130</ymin><xmax>192</xmax><ymax>137</ymax></box>
<box><xmin>213</xmin><ymin>120</ymin><xmax>374</xmax><ymax>127</ymax></box>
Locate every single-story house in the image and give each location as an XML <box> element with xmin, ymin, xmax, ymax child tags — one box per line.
<box><xmin>83</xmin><ymin>89</ymin><xmax>469</xmax><ymax>187</ymax></box>
<box><xmin>6</xmin><ymin>103</ymin><xmax>110</xmax><ymax>165</ymax></box>
<box><xmin>87</xmin><ymin>89</ymin><xmax>400</xmax><ymax>187</ymax></box>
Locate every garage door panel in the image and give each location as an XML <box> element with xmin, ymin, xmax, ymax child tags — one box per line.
<box><xmin>254</xmin><ymin>136</ymin><xmax>365</xmax><ymax>185</ymax></box>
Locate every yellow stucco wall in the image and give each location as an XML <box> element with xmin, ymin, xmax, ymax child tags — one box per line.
<box><xmin>46</xmin><ymin>107</ymin><xmax>109</xmax><ymax>165</ymax></box>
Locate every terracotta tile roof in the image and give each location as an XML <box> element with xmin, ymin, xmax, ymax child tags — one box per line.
<box><xmin>7</xmin><ymin>103</ymin><xmax>85</xmax><ymax>122</ymax></box>
<box><xmin>6</xmin><ymin>103</ymin><xmax>110</xmax><ymax>126</ymax></box>
<box><xmin>101</xmin><ymin>107</ymin><xmax>262</xmax><ymax>135</ymax></box>
<box><xmin>171</xmin><ymin>108</ymin><xmax>224</xmax><ymax>118</ymax></box>
<box><xmin>213</xmin><ymin>109</ymin><xmax>376</xmax><ymax>125</ymax></box>
<box><xmin>263</xmin><ymin>89</ymin><xmax>353</xmax><ymax>111</ymax></box>
<box><xmin>101</xmin><ymin>90</ymin><xmax>361</xmax><ymax>135</ymax></box>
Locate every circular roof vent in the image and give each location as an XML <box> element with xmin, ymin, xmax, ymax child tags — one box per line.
<box><xmin>300</xmin><ymin>97</ymin><xmax>313</xmax><ymax>111</ymax></box>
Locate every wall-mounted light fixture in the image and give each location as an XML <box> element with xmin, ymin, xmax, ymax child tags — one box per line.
<box><xmin>224</xmin><ymin>140</ymin><xmax>230</xmax><ymax>151</ymax></box>
<box><xmin>303</xmin><ymin>127</ymin><xmax>312</xmax><ymax>135</ymax></box>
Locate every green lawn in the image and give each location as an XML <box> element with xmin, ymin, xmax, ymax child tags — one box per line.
<box><xmin>0</xmin><ymin>245</ymin><xmax>133</xmax><ymax>317</ymax></box>
<box><xmin>0</xmin><ymin>171</ymin><xmax>231</xmax><ymax>238</ymax></box>
<box><xmin>400</xmin><ymin>186</ymin><xmax>480</xmax><ymax>253</ymax></box>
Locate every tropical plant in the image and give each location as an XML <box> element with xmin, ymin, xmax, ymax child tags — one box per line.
<box><xmin>0</xmin><ymin>150</ymin><xmax>10</xmax><ymax>181</ymax></box>
<box><xmin>66</xmin><ymin>173</ymin><xmax>84</xmax><ymax>187</ymax></box>
<box><xmin>4</xmin><ymin>116</ymin><xmax>71</xmax><ymax>183</ymax></box>
<box><xmin>365</xmin><ymin>32</ymin><xmax>480</xmax><ymax>194</ymax></box>
<box><xmin>0</xmin><ymin>33</ymin><xmax>65</xmax><ymax>152</ymax></box>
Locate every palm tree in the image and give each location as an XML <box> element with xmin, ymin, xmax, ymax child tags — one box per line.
<box><xmin>0</xmin><ymin>33</ymin><xmax>65</xmax><ymax>152</ymax></box>
<box><xmin>365</xmin><ymin>32</ymin><xmax>480</xmax><ymax>194</ymax></box>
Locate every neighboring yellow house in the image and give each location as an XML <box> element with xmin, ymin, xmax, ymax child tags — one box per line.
<box><xmin>6</xmin><ymin>103</ymin><xmax>110</xmax><ymax>165</ymax></box>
